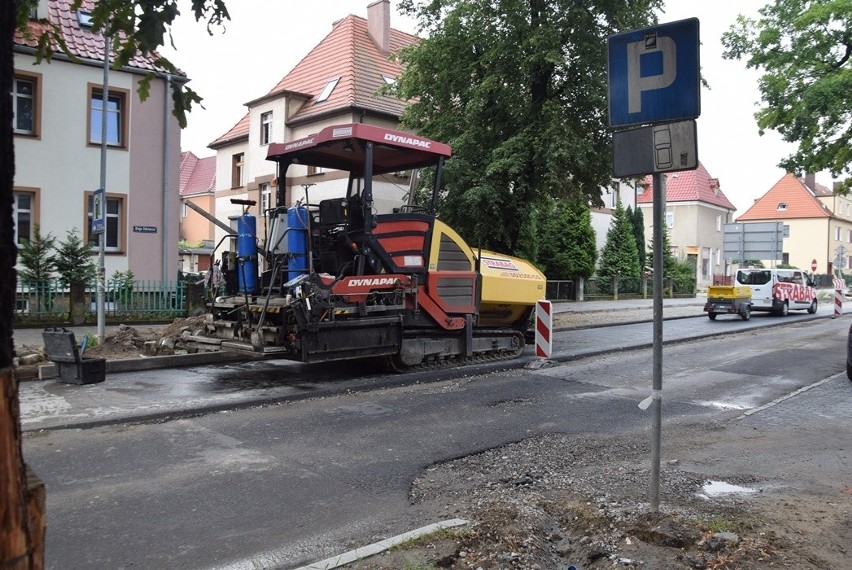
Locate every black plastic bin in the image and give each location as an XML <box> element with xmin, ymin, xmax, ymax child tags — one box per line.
<box><xmin>42</xmin><ymin>327</ymin><xmax>105</xmax><ymax>385</ymax></box>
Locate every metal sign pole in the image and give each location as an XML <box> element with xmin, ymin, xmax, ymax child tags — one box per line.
<box><xmin>650</xmin><ymin>172</ymin><xmax>665</xmax><ymax>512</ymax></box>
<box><xmin>97</xmin><ymin>35</ymin><xmax>110</xmax><ymax>344</ymax></box>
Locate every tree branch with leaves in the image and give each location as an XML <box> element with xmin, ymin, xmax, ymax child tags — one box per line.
<box><xmin>722</xmin><ymin>0</ymin><xmax>851</xmax><ymax>192</ymax></box>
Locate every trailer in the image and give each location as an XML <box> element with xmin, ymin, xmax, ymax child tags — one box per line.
<box><xmin>704</xmin><ymin>285</ymin><xmax>752</xmax><ymax>321</ymax></box>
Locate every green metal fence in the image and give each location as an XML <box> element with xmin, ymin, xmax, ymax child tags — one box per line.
<box><xmin>547</xmin><ymin>276</ymin><xmax>696</xmax><ymax>301</ymax></box>
<box><xmin>15</xmin><ymin>279</ymin><xmax>187</xmax><ymax>322</ymax></box>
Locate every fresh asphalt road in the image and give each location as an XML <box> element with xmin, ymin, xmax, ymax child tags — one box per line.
<box><xmin>19</xmin><ymin>306</ymin><xmax>851</xmax><ymax>570</ymax></box>
<box><xmin>19</xmin><ymin>301</ymin><xmax>839</xmax><ymax>432</ymax></box>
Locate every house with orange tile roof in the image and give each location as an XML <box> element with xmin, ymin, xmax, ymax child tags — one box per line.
<box><xmin>637</xmin><ymin>163</ymin><xmax>737</xmax><ymax>289</ymax></box>
<box><xmin>206</xmin><ymin>0</ymin><xmax>417</xmax><ymax>253</ymax></box>
<box><xmin>178</xmin><ymin>152</ymin><xmax>217</xmax><ymax>272</ymax></box>
<box><xmin>736</xmin><ymin>173</ymin><xmax>852</xmax><ymax>273</ymax></box>
<box><xmin>12</xmin><ymin>0</ymin><xmax>183</xmax><ymax>282</ymax></box>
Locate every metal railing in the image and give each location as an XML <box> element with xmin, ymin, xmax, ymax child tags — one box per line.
<box><xmin>14</xmin><ymin>279</ymin><xmax>189</xmax><ymax>322</ymax></box>
<box><xmin>547</xmin><ymin>276</ymin><xmax>697</xmax><ymax>301</ymax></box>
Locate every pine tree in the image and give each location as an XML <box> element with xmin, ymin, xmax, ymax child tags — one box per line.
<box><xmin>54</xmin><ymin>228</ymin><xmax>96</xmax><ymax>286</ymax></box>
<box><xmin>600</xmin><ymin>201</ymin><xmax>641</xmax><ymax>279</ymax></box>
<box><xmin>537</xmin><ymin>197</ymin><xmax>596</xmax><ymax>282</ymax></box>
<box><xmin>17</xmin><ymin>224</ymin><xmax>56</xmax><ymax>285</ymax></box>
<box><xmin>629</xmin><ymin>205</ymin><xmax>647</xmax><ymax>270</ymax></box>
<box><xmin>647</xmin><ymin>223</ymin><xmax>677</xmax><ymax>277</ymax></box>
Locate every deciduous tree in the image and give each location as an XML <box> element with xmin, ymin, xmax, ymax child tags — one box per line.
<box><xmin>395</xmin><ymin>0</ymin><xmax>662</xmax><ymax>255</ymax></box>
<box><xmin>722</xmin><ymin>0</ymin><xmax>851</xmax><ymax>192</ymax></box>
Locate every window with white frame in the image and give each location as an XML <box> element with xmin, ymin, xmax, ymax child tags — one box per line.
<box><xmin>87</xmin><ymin>194</ymin><xmax>124</xmax><ymax>252</ymax></box>
<box><xmin>715</xmin><ymin>248</ymin><xmax>721</xmax><ymax>265</ymax></box>
<box><xmin>665</xmin><ymin>211</ymin><xmax>674</xmax><ymax>228</ymax></box>
<box><xmin>12</xmin><ymin>74</ymin><xmax>37</xmax><ymax>135</ymax></box>
<box><xmin>260</xmin><ymin>111</ymin><xmax>272</xmax><ymax>145</ymax></box>
<box><xmin>715</xmin><ymin>214</ymin><xmax>721</xmax><ymax>232</ymax></box>
<box><xmin>231</xmin><ymin>153</ymin><xmax>244</xmax><ymax>188</ymax></box>
<box><xmin>848</xmin><ymin>229</ymin><xmax>852</xmax><ymax>243</ymax></box>
<box><xmin>260</xmin><ymin>183</ymin><xmax>271</xmax><ymax>212</ymax></box>
<box><xmin>13</xmin><ymin>191</ymin><xmax>33</xmax><ymax>245</ymax></box>
<box><xmin>835</xmin><ymin>226</ymin><xmax>841</xmax><ymax>240</ymax></box>
<box><xmin>181</xmin><ymin>202</ymin><xmax>188</xmax><ymax>218</ymax></box>
<box><xmin>89</xmin><ymin>87</ymin><xmax>127</xmax><ymax>147</ymax></box>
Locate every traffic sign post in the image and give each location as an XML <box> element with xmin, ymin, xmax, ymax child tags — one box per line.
<box><xmin>607</xmin><ymin>18</ymin><xmax>700</xmax><ymax>514</ymax></box>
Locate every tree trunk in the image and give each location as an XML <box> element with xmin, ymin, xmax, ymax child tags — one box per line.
<box><xmin>69</xmin><ymin>281</ymin><xmax>86</xmax><ymax>325</ymax></box>
<box><xmin>2</xmin><ymin>4</ymin><xmax>45</xmax><ymax>568</ymax></box>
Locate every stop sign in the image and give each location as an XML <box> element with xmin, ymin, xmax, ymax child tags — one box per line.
<box><xmin>811</xmin><ymin>259</ymin><xmax>818</xmax><ymax>271</ymax></box>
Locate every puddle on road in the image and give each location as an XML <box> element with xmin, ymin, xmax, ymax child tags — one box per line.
<box><xmin>699</xmin><ymin>480</ymin><xmax>758</xmax><ymax>498</ymax></box>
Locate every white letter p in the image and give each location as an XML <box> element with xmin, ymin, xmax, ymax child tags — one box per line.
<box><xmin>627</xmin><ymin>36</ymin><xmax>677</xmax><ymax>114</ymax></box>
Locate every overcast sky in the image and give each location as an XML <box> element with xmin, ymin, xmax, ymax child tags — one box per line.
<box><xmin>162</xmin><ymin>0</ymin><xmax>834</xmax><ymax>216</ymax></box>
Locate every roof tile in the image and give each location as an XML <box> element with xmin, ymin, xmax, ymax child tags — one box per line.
<box><xmin>14</xmin><ymin>0</ymin><xmax>178</xmax><ymax>75</ymax></box>
<box><xmin>179</xmin><ymin>151</ymin><xmax>216</xmax><ymax>196</ymax></box>
<box><xmin>211</xmin><ymin>12</ymin><xmax>417</xmax><ymax>145</ymax></box>
<box><xmin>637</xmin><ymin>163</ymin><xmax>736</xmax><ymax>210</ymax></box>
<box><xmin>736</xmin><ymin>172</ymin><xmax>831</xmax><ymax>220</ymax></box>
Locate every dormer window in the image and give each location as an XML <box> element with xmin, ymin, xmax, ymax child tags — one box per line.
<box><xmin>777</xmin><ymin>202</ymin><xmax>787</xmax><ymax>211</ymax></box>
<box><xmin>382</xmin><ymin>75</ymin><xmax>396</xmax><ymax>86</ymax></box>
<box><xmin>77</xmin><ymin>10</ymin><xmax>94</xmax><ymax>28</ymax></box>
<box><xmin>316</xmin><ymin>78</ymin><xmax>339</xmax><ymax>103</ymax></box>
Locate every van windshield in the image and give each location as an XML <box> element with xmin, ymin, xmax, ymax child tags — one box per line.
<box><xmin>738</xmin><ymin>270</ymin><xmax>771</xmax><ymax>285</ymax></box>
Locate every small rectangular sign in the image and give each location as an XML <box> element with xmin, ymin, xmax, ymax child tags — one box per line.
<box><xmin>132</xmin><ymin>225</ymin><xmax>158</xmax><ymax>233</ymax></box>
<box><xmin>613</xmin><ymin>119</ymin><xmax>697</xmax><ymax>177</ymax></box>
<box><xmin>91</xmin><ymin>188</ymin><xmax>105</xmax><ymax>235</ymax></box>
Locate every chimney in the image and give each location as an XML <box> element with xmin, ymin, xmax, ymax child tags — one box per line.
<box><xmin>805</xmin><ymin>172</ymin><xmax>815</xmax><ymax>189</ymax></box>
<box><xmin>367</xmin><ymin>0</ymin><xmax>391</xmax><ymax>53</ymax></box>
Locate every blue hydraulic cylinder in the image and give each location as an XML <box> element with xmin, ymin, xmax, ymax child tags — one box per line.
<box><xmin>287</xmin><ymin>205</ymin><xmax>309</xmax><ymax>282</ymax></box>
<box><xmin>236</xmin><ymin>212</ymin><xmax>258</xmax><ymax>294</ymax></box>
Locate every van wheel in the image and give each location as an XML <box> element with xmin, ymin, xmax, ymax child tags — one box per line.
<box><xmin>807</xmin><ymin>299</ymin><xmax>817</xmax><ymax>314</ymax></box>
<box><xmin>741</xmin><ymin>306</ymin><xmax>751</xmax><ymax>321</ymax></box>
<box><xmin>708</xmin><ymin>312</ymin><xmax>717</xmax><ymax>320</ymax></box>
<box><xmin>778</xmin><ymin>301</ymin><xmax>789</xmax><ymax>317</ymax></box>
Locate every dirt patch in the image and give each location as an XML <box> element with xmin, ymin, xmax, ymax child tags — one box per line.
<box><xmin>341</xmin><ymin>427</ymin><xmax>850</xmax><ymax>569</ymax></box>
<box><xmin>13</xmin><ymin>316</ymin><xmax>209</xmax><ymax>378</ymax></box>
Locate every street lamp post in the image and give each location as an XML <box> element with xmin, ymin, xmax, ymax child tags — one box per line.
<box><xmin>97</xmin><ymin>35</ymin><xmax>110</xmax><ymax>344</ymax></box>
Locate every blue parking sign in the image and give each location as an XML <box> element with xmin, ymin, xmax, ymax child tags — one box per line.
<box><xmin>608</xmin><ymin>18</ymin><xmax>700</xmax><ymax>128</ymax></box>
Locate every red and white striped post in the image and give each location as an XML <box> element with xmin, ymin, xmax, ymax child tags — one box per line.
<box><xmin>535</xmin><ymin>300</ymin><xmax>552</xmax><ymax>358</ymax></box>
<box><xmin>833</xmin><ymin>278</ymin><xmax>844</xmax><ymax>318</ymax></box>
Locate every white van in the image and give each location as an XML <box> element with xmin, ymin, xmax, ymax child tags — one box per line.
<box><xmin>735</xmin><ymin>268</ymin><xmax>818</xmax><ymax>316</ymax></box>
